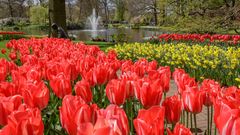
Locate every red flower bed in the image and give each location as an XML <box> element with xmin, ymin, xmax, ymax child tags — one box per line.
<box><xmin>0</xmin><ymin>31</ymin><xmax>25</xmax><ymax>40</ymax></box>
<box><xmin>0</xmin><ymin>38</ymin><xmax>239</xmax><ymax>135</ymax></box>
<box><xmin>0</xmin><ymin>31</ymin><xmax>25</xmax><ymax>35</ymax></box>
<box><xmin>155</xmin><ymin>33</ymin><xmax>240</xmax><ymax>46</ymax></box>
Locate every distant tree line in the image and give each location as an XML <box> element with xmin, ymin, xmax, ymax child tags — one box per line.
<box><xmin>0</xmin><ymin>0</ymin><xmax>239</xmax><ymax>33</ymax></box>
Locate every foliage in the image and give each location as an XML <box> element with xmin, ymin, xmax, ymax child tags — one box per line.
<box><xmin>107</xmin><ymin>42</ymin><xmax>240</xmax><ymax>86</ymax></box>
<box><xmin>114</xmin><ymin>0</ymin><xmax>126</xmax><ymax>22</ymax></box>
<box><xmin>29</xmin><ymin>6</ymin><xmax>48</xmax><ymax>25</ymax></box>
<box><xmin>111</xmin><ymin>29</ymin><xmax>129</xmax><ymax>43</ymax></box>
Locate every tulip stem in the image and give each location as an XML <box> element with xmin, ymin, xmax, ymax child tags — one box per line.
<box><xmin>210</xmin><ymin>106</ymin><xmax>213</xmax><ymax>135</ymax></box>
<box><xmin>98</xmin><ymin>86</ymin><xmax>103</xmax><ymax>107</ymax></box>
<box><xmin>129</xmin><ymin>99</ymin><xmax>134</xmax><ymax>134</ymax></box>
<box><xmin>194</xmin><ymin>114</ymin><xmax>197</xmax><ymax>135</ymax></box>
<box><xmin>190</xmin><ymin>113</ymin><xmax>193</xmax><ymax>129</ymax></box>
<box><xmin>164</xmin><ymin>92</ymin><xmax>166</xmax><ymax>100</ymax></box>
<box><xmin>183</xmin><ymin>111</ymin><xmax>185</xmax><ymax>125</ymax></box>
<box><xmin>214</xmin><ymin>125</ymin><xmax>217</xmax><ymax>135</ymax></box>
<box><xmin>187</xmin><ymin>112</ymin><xmax>189</xmax><ymax>128</ymax></box>
<box><xmin>172</xmin><ymin>123</ymin><xmax>175</xmax><ymax>131</ymax></box>
<box><xmin>207</xmin><ymin>107</ymin><xmax>210</xmax><ymax>135</ymax></box>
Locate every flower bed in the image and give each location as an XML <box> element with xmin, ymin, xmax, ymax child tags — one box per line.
<box><xmin>148</xmin><ymin>34</ymin><xmax>240</xmax><ymax>46</ymax></box>
<box><xmin>0</xmin><ymin>31</ymin><xmax>25</xmax><ymax>40</ymax></box>
<box><xmin>0</xmin><ymin>38</ymin><xmax>240</xmax><ymax>135</ymax></box>
<box><xmin>107</xmin><ymin>43</ymin><xmax>240</xmax><ymax>86</ymax></box>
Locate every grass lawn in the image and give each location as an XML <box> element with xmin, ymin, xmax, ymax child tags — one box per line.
<box><xmin>0</xmin><ymin>40</ymin><xmax>9</xmax><ymax>58</ymax></box>
<box><xmin>74</xmin><ymin>40</ymin><xmax>115</xmax><ymax>51</ymax></box>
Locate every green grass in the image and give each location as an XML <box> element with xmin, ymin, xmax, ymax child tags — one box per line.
<box><xmin>73</xmin><ymin>40</ymin><xmax>114</xmax><ymax>51</ymax></box>
<box><xmin>83</xmin><ymin>41</ymin><xmax>115</xmax><ymax>46</ymax></box>
<box><xmin>0</xmin><ymin>40</ymin><xmax>8</xmax><ymax>48</ymax></box>
<box><xmin>0</xmin><ymin>40</ymin><xmax>9</xmax><ymax>58</ymax></box>
<box><xmin>1</xmin><ymin>24</ymin><xmax>48</xmax><ymax>31</ymax></box>
<box><xmin>84</xmin><ymin>41</ymin><xmax>115</xmax><ymax>51</ymax></box>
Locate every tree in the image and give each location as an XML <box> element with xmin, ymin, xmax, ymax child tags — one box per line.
<box><xmin>98</xmin><ymin>0</ymin><xmax>111</xmax><ymax>24</ymax></box>
<box><xmin>113</xmin><ymin>0</ymin><xmax>126</xmax><ymax>22</ymax></box>
<box><xmin>126</xmin><ymin>0</ymin><xmax>160</xmax><ymax>25</ymax></box>
<box><xmin>66</xmin><ymin>0</ymin><xmax>75</xmax><ymax>22</ymax></box>
<box><xmin>38</xmin><ymin>0</ymin><xmax>48</xmax><ymax>6</ymax></box>
<box><xmin>30</xmin><ymin>6</ymin><xmax>48</xmax><ymax>24</ymax></box>
<box><xmin>0</xmin><ymin>0</ymin><xmax>29</xmax><ymax>18</ymax></box>
<box><xmin>49</xmin><ymin>0</ymin><xmax>67</xmax><ymax>37</ymax></box>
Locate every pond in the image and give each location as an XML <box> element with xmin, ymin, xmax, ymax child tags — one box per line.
<box><xmin>8</xmin><ymin>27</ymin><xmax>168</xmax><ymax>42</ymax></box>
<box><xmin>68</xmin><ymin>28</ymin><xmax>167</xmax><ymax>42</ymax></box>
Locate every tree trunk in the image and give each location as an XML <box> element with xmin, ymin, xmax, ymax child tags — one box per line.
<box><xmin>49</xmin><ymin>0</ymin><xmax>67</xmax><ymax>37</ymax></box>
<box><xmin>153</xmin><ymin>0</ymin><xmax>158</xmax><ymax>25</ymax></box>
<box><xmin>68</xmin><ymin>2</ymin><xmax>73</xmax><ymax>22</ymax></box>
<box><xmin>7</xmin><ymin>0</ymin><xmax>14</xmax><ymax>17</ymax></box>
<box><xmin>115</xmin><ymin>0</ymin><xmax>125</xmax><ymax>22</ymax></box>
<box><xmin>78</xmin><ymin>0</ymin><xmax>82</xmax><ymax>22</ymax></box>
<box><xmin>104</xmin><ymin>0</ymin><xmax>109</xmax><ymax>26</ymax></box>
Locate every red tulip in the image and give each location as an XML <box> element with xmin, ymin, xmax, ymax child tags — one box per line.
<box><xmin>177</xmin><ymin>74</ymin><xmax>196</xmax><ymax>94</ymax></box>
<box><xmin>119</xmin><ymin>72</ymin><xmax>139</xmax><ymax>98</ymax></box>
<box><xmin>200</xmin><ymin>79</ymin><xmax>221</xmax><ymax>107</ymax></box>
<box><xmin>82</xmin><ymin>69</ymin><xmax>95</xmax><ymax>86</ymax></box>
<box><xmin>92</xmin><ymin>64</ymin><xmax>110</xmax><ymax>85</ymax></box>
<box><xmin>97</xmin><ymin>105</ymin><xmax>129</xmax><ymax>135</ymax></box>
<box><xmin>9</xmin><ymin>52</ymin><xmax>17</xmax><ymax>61</ymax></box>
<box><xmin>0</xmin><ymin>82</ymin><xmax>18</xmax><ymax>97</ymax></box>
<box><xmin>26</xmin><ymin>68</ymin><xmax>42</xmax><ymax>83</ymax></box>
<box><xmin>173</xmin><ymin>69</ymin><xmax>197</xmax><ymax>94</ymax></box>
<box><xmin>167</xmin><ymin>123</ymin><xmax>192</xmax><ymax>135</ymax></box>
<box><xmin>2</xmin><ymin>106</ymin><xmax>44</xmax><ymax>135</ymax></box>
<box><xmin>0</xmin><ymin>95</ymin><xmax>22</xmax><ymax>126</ymax></box>
<box><xmin>22</xmin><ymin>81</ymin><xmax>49</xmax><ymax>110</ymax></box>
<box><xmin>68</xmin><ymin>59</ymin><xmax>79</xmax><ymax>81</ymax></box>
<box><xmin>77</xmin><ymin>105</ymin><xmax>128</xmax><ymax>135</ymax></box>
<box><xmin>121</xmin><ymin>60</ymin><xmax>133</xmax><ymax>73</ymax></box>
<box><xmin>75</xmin><ymin>80</ymin><xmax>93</xmax><ymax>103</ymax></box>
<box><xmin>173</xmin><ymin>69</ymin><xmax>185</xmax><ymax>81</ymax></box>
<box><xmin>50</xmin><ymin>72</ymin><xmax>72</xmax><ymax>98</ymax></box>
<box><xmin>1</xmin><ymin>49</ymin><xmax>6</xmax><ymax>54</ymax></box>
<box><xmin>162</xmin><ymin>95</ymin><xmax>182</xmax><ymax>124</ymax></box>
<box><xmin>60</xmin><ymin>95</ymin><xmax>98</xmax><ymax>135</ymax></box>
<box><xmin>131</xmin><ymin>64</ymin><xmax>146</xmax><ymax>78</ymax></box>
<box><xmin>213</xmin><ymin>97</ymin><xmax>240</xmax><ymax>135</ymax></box>
<box><xmin>134</xmin><ymin>106</ymin><xmax>165</xmax><ymax>135</ymax></box>
<box><xmin>46</xmin><ymin>62</ymin><xmax>62</xmax><ymax>80</ymax></box>
<box><xmin>147</xmin><ymin>60</ymin><xmax>158</xmax><ymax>71</ymax></box>
<box><xmin>107</xmin><ymin>50</ymin><xmax>118</xmax><ymax>60</ymax></box>
<box><xmin>60</xmin><ymin>95</ymin><xmax>86</xmax><ymax>135</ymax></box>
<box><xmin>0</xmin><ymin>59</ymin><xmax>8</xmax><ymax>82</ymax></box>
<box><xmin>134</xmin><ymin>78</ymin><xmax>163</xmax><ymax>108</ymax></box>
<box><xmin>10</xmin><ymin>70</ymin><xmax>27</xmax><ymax>94</ymax></box>
<box><xmin>221</xmin><ymin>86</ymin><xmax>240</xmax><ymax>98</ymax></box>
<box><xmin>106</xmin><ymin>79</ymin><xmax>127</xmax><ymax>105</ymax></box>
<box><xmin>182</xmin><ymin>85</ymin><xmax>203</xmax><ymax>114</ymax></box>
<box><xmin>158</xmin><ymin>66</ymin><xmax>171</xmax><ymax>92</ymax></box>
<box><xmin>0</xmin><ymin>125</ymin><xmax>11</xmax><ymax>135</ymax></box>
<box><xmin>148</xmin><ymin>66</ymin><xmax>171</xmax><ymax>93</ymax></box>
<box><xmin>77</xmin><ymin>121</ymin><xmax>119</xmax><ymax>135</ymax></box>
<box><xmin>77</xmin><ymin>55</ymin><xmax>96</xmax><ymax>76</ymax></box>
<box><xmin>8</xmin><ymin>61</ymin><xmax>17</xmax><ymax>71</ymax></box>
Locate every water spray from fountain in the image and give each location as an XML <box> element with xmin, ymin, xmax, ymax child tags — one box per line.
<box><xmin>88</xmin><ymin>9</ymin><xmax>100</xmax><ymax>38</ymax></box>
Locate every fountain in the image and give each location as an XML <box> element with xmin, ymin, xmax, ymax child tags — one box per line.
<box><xmin>87</xmin><ymin>9</ymin><xmax>100</xmax><ymax>38</ymax></box>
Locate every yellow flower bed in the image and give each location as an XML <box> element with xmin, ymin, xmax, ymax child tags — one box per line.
<box><xmin>107</xmin><ymin>43</ymin><xmax>240</xmax><ymax>86</ymax></box>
